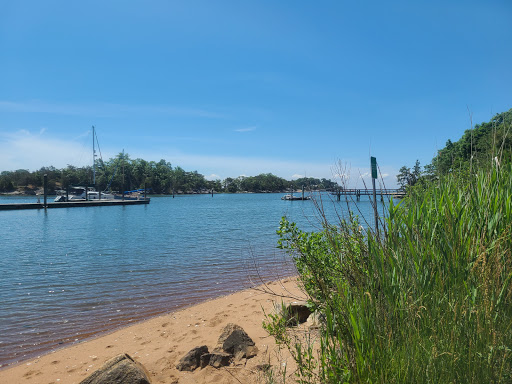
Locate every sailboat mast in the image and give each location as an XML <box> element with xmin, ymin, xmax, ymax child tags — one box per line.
<box><xmin>92</xmin><ymin>125</ymin><xmax>96</xmax><ymax>186</ymax></box>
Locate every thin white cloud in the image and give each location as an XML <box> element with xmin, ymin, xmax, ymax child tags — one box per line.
<box><xmin>234</xmin><ymin>126</ymin><xmax>256</xmax><ymax>132</ymax></box>
<box><xmin>0</xmin><ymin>129</ymin><xmax>108</xmax><ymax>171</ymax></box>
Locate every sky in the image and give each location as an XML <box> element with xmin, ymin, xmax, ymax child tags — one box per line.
<box><xmin>1</xmin><ymin>1</ymin><xmax>511</xmax><ymax>188</ymax></box>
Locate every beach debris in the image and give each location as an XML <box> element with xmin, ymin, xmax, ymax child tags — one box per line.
<box><xmin>215</xmin><ymin>323</ymin><xmax>258</xmax><ymax>360</ymax></box>
<box><xmin>176</xmin><ymin>345</ymin><xmax>209</xmax><ymax>371</ymax></box>
<box><xmin>79</xmin><ymin>353</ymin><xmax>151</xmax><ymax>384</ymax></box>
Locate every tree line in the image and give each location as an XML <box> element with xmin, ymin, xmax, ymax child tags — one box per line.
<box><xmin>0</xmin><ymin>153</ymin><xmax>339</xmax><ymax>194</ymax></box>
<box><xmin>397</xmin><ymin>108</ymin><xmax>512</xmax><ymax>190</ymax></box>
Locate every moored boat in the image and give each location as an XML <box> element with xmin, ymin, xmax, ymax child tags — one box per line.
<box><xmin>281</xmin><ymin>193</ymin><xmax>310</xmax><ymax>201</ymax></box>
<box><xmin>54</xmin><ymin>187</ymin><xmax>115</xmax><ymax>202</ymax></box>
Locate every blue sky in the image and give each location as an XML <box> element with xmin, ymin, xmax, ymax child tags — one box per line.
<box><xmin>1</xmin><ymin>1</ymin><xmax>511</xmax><ymax>187</ymax></box>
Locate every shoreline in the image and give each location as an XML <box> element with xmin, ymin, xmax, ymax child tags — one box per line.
<box><xmin>0</xmin><ymin>277</ymin><xmax>303</xmax><ymax>384</ymax></box>
<box><xmin>0</xmin><ymin>268</ymin><xmax>297</xmax><ymax>368</ymax></box>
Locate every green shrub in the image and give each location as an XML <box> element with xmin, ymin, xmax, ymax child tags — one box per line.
<box><xmin>266</xmin><ymin>165</ymin><xmax>512</xmax><ymax>383</ymax></box>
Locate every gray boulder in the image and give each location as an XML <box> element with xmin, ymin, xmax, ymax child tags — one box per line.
<box><xmin>176</xmin><ymin>345</ymin><xmax>209</xmax><ymax>371</ymax></box>
<box><xmin>215</xmin><ymin>323</ymin><xmax>258</xmax><ymax>360</ymax></box>
<box><xmin>80</xmin><ymin>353</ymin><xmax>151</xmax><ymax>384</ymax></box>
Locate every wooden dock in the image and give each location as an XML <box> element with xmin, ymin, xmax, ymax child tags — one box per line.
<box><xmin>0</xmin><ymin>199</ymin><xmax>150</xmax><ymax>211</ymax></box>
<box><xmin>332</xmin><ymin>189</ymin><xmax>405</xmax><ymax>201</ymax></box>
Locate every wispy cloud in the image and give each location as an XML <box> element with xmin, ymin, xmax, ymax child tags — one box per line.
<box><xmin>0</xmin><ymin>130</ymin><xmax>94</xmax><ymax>171</ymax></box>
<box><xmin>0</xmin><ymin>100</ymin><xmax>226</xmax><ymax>119</ymax></box>
<box><xmin>234</xmin><ymin>126</ymin><xmax>256</xmax><ymax>132</ymax></box>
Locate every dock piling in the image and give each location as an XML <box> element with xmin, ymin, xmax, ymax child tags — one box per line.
<box><xmin>43</xmin><ymin>174</ymin><xmax>48</xmax><ymax>208</ymax></box>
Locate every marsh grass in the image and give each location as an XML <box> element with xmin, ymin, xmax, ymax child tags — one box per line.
<box><xmin>266</xmin><ymin>165</ymin><xmax>512</xmax><ymax>383</ymax></box>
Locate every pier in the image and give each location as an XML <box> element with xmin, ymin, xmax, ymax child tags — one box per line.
<box><xmin>332</xmin><ymin>188</ymin><xmax>405</xmax><ymax>201</ymax></box>
<box><xmin>0</xmin><ymin>199</ymin><xmax>150</xmax><ymax>211</ymax></box>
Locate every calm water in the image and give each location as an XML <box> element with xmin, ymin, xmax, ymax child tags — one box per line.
<box><xmin>0</xmin><ymin>193</ymin><xmax>385</xmax><ymax>367</ymax></box>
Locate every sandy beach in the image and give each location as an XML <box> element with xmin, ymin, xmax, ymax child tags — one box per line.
<box><xmin>0</xmin><ymin>277</ymin><xmax>305</xmax><ymax>384</ymax></box>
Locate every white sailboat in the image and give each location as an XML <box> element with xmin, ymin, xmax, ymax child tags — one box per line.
<box><xmin>54</xmin><ymin>126</ymin><xmax>115</xmax><ymax>202</ymax></box>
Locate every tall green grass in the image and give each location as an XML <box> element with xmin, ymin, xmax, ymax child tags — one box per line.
<box><xmin>268</xmin><ymin>166</ymin><xmax>512</xmax><ymax>383</ymax></box>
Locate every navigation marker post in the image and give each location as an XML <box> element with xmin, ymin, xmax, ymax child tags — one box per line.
<box><xmin>371</xmin><ymin>156</ymin><xmax>379</xmax><ymax>238</ymax></box>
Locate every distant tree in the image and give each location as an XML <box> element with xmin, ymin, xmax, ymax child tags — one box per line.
<box><xmin>411</xmin><ymin>160</ymin><xmax>421</xmax><ymax>185</ymax></box>
<box><xmin>397</xmin><ymin>160</ymin><xmax>422</xmax><ymax>190</ymax></box>
<box><xmin>397</xmin><ymin>166</ymin><xmax>411</xmax><ymax>190</ymax></box>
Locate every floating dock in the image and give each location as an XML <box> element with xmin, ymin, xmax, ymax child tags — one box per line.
<box><xmin>0</xmin><ymin>199</ymin><xmax>150</xmax><ymax>211</ymax></box>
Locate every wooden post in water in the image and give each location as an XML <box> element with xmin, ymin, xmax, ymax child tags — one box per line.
<box><xmin>66</xmin><ymin>185</ymin><xmax>69</xmax><ymax>202</ymax></box>
<box><xmin>43</xmin><ymin>174</ymin><xmax>48</xmax><ymax>208</ymax></box>
<box><xmin>122</xmin><ymin>149</ymin><xmax>125</xmax><ymax>201</ymax></box>
<box><xmin>211</xmin><ymin>189</ymin><xmax>214</xmax><ymax>197</ymax></box>
<box><xmin>371</xmin><ymin>156</ymin><xmax>379</xmax><ymax>239</ymax></box>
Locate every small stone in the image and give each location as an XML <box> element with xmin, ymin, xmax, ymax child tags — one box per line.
<box><xmin>255</xmin><ymin>364</ymin><xmax>272</xmax><ymax>372</ymax></box>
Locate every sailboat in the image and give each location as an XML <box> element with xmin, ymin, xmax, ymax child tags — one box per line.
<box><xmin>54</xmin><ymin>126</ymin><xmax>115</xmax><ymax>202</ymax></box>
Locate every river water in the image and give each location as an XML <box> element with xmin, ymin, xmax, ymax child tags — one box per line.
<box><xmin>0</xmin><ymin>193</ymin><xmax>385</xmax><ymax>367</ymax></box>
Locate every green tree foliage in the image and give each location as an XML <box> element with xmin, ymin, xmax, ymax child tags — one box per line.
<box><xmin>291</xmin><ymin>177</ymin><xmax>339</xmax><ymax>191</ymax></box>
<box><xmin>396</xmin><ymin>159</ymin><xmax>422</xmax><ymax>190</ymax></box>
<box><xmin>396</xmin><ymin>108</ymin><xmax>511</xmax><ymax>191</ymax></box>
<box><xmin>432</xmin><ymin>108</ymin><xmax>512</xmax><ymax>174</ymax></box>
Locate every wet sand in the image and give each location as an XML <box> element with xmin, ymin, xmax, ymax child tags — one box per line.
<box><xmin>0</xmin><ymin>277</ymin><xmax>304</xmax><ymax>384</ymax></box>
